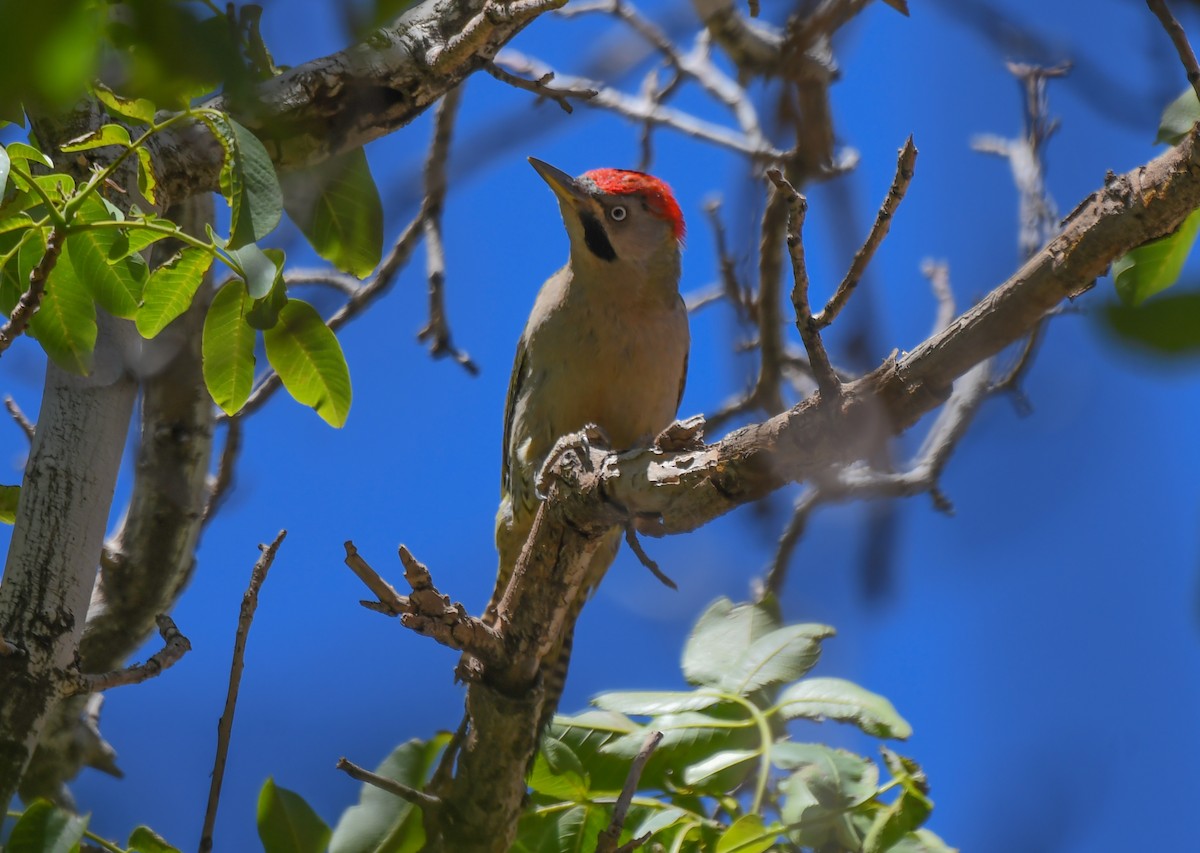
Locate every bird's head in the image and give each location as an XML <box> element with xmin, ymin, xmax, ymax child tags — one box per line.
<box><xmin>529</xmin><ymin>157</ymin><xmax>684</xmax><ymax>274</ymax></box>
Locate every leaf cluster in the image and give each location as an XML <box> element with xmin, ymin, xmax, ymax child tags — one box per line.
<box><xmin>1106</xmin><ymin>88</ymin><xmax>1200</xmax><ymax>356</ymax></box>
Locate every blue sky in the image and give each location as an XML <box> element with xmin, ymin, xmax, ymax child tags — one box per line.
<box><xmin>3</xmin><ymin>0</ymin><xmax>1200</xmax><ymax>850</ymax></box>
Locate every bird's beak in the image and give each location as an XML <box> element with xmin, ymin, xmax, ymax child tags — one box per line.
<box><xmin>529</xmin><ymin>157</ymin><xmax>590</xmax><ymax>210</ymax></box>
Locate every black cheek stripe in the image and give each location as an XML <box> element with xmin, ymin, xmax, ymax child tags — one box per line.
<box><xmin>579</xmin><ymin>211</ymin><xmax>617</xmax><ymax>262</ymax></box>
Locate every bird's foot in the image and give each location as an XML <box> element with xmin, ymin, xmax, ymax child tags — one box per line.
<box><xmin>536</xmin><ymin>424</ymin><xmax>611</xmax><ymax>499</ymax></box>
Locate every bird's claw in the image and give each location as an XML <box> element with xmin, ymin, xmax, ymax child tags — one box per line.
<box><xmin>536</xmin><ymin>424</ymin><xmax>611</xmax><ymax>498</ymax></box>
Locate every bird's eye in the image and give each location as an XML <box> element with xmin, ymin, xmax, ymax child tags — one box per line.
<box><xmin>609</xmin><ymin>205</ymin><xmax>627</xmax><ymax>222</ymax></box>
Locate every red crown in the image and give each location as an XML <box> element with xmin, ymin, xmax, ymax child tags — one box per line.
<box><xmin>583</xmin><ymin>169</ymin><xmax>685</xmax><ymax>242</ymax></box>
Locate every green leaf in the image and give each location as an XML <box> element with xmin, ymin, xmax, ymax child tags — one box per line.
<box><xmin>128</xmin><ymin>825</ymin><xmax>182</xmax><ymax>853</ymax></box>
<box><xmin>263</xmin><ymin>298</ymin><xmax>352</xmax><ymax>427</ymax></box>
<box><xmin>0</xmin><ymin>227</ymin><xmax>46</xmax><ymax>314</ymax></box>
<box><xmin>0</xmin><ymin>145</ymin><xmax>9</xmax><ymax>198</ymax></box>
<box><xmin>0</xmin><ymin>484</ymin><xmax>19</xmax><ymax>524</ymax></box>
<box><xmin>202</xmin><ymin>279</ymin><xmax>256</xmax><ymax>415</ymax></box>
<box><xmin>775</xmin><ymin>677</ymin><xmax>912</xmax><ymax>739</ymax></box>
<box><xmin>682</xmin><ymin>598</ymin><xmax>781</xmax><ymax>688</ymax></box>
<box><xmin>28</xmin><ymin>234</ymin><xmax>98</xmax><ymax>374</ymax></box>
<box><xmin>6</xmin><ymin>141</ymin><xmax>52</xmax><ymax>169</ymax></box>
<box><xmin>777</xmin><ymin>746</ymin><xmax>877</xmax><ymax>850</ymax></box>
<box><xmin>203</xmin><ymin>113</ymin><xmax>283</xmax><ymax>249</ymax></box>
<box><xmin>283</xmin><ymin>148</ymin><xmax>383</xmax><ymax>278</ymax></box>
<box><xmin>530</xmin><ymin>736</ymin><xmax>589</xmax><ymax>801</ymax></box>
<box><xmin>776</xmin><ymin>744</ymin><xmax>879</xmax><ymax>812</ymax></box>
<box><xmin>245</xmin><ymin>270</ymin><xmax>288</xmax><ymax>330</ymax></box>
<box><xmin>60</xmin><ymin>122</ymin><xmax>132</xmax><ymax>152</ymax></box>
<box><xmin>863</xmin><ymin>789</ymin><xmax>933</xmax><ymax>853</ymax></box>
<box><xmin>109</xmin><ymin>218</ymin><xmax>171</xmax><ymax>261</ymax></box>
<box><xmin>1158</xmin><ymin>87</ymin><xmax>1200</xmax><ymax>146</ymax></box>
<box><xmin>1113</xmin><ymin>208</ymin><xmax>1200</xmax><ymax>305</ymax></box>
<box><xmin>64</xmin><ymin>200</ymin><xmax>147</xmax><ymax>319</ymax></box>
<box><xmin>544</xmin><ymin>710</ymin><xmax>643</xmax><ymax>792</ymax></box>
<box><xmin>227</xmin><ymin>242</ymin><xmax>281</xmax><ymax>299</ymax></box>
<box><xmin>725</xmin><ymin>623</ymin><xmax>835</xmax><ymax>695</ymax></box>
<box><xmin>592</xmin><ymin>690</ymin><xmax>723</xmax><ymax>717</ymax></box>
<box><xmin>137</xmin><ymin>145</ymin><xmax>158</xmax><ymax>205</ymax></box>
<box><xmin>539</xmin><ymin>804</ymin><xmax>606</xmax><ymax>853</ymax></box>
<box><xmin>330</xmin><ymin>735</ymin><xmax>448</xmax><ymax>853</ymax></box>
<box><xmin>715</xmin><ymin>814</ymin><xmax>776</xmax><ymax>853</ymax></box>
<box><xmin>5</xmin><ymin>799</ymin><xmax>88</xmax><ymax>853</ymax></box>
<box><xmin>1103</xmin><ymin>289</ymin><xmax>1200</xmax><ymax>356</ymax></box>
<box><xmin>137</xmin><ymin>246</ymin><xmax>214</xmax><ymax>337</ymax></box>
<box><xmin>94</xmin><ymin>82</ymin><xmax>156</xmax><ymax>124</ymax></box>
<box><xmin>257</xmin><ymin>777</ymin><xmax>331</xmax><ymax>853</ymax></box>
<box><xmin>885</xmin><ymin>827</ymin><xmax>957</xmax><ymax>853</ymax></box>
<box><xmin>682</xmin><ymin>749</ymin><xmax>757</xmax><ymax>786</ymax></box>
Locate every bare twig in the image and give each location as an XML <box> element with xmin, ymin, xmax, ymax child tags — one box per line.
<box><xmin>762</xmin><ymin>489</ymin><xmax>820</xmax><ymax>598</ymax></box>
<box><xmin>814</xmin><ymin>137</ymin><xmax>917</xmax><ymax>329</ymax></box>
<box><xmin>768</xmin><ymin>170</ymin><xmax>840</xmax><ymax>400</ymax></box>
<box><xmin>202</xmin><ymin>417</ymin><xmax>242</xmax><ymax>525</ymax></box>
<box><xmin>200</xmin><ymin>530</ymin><xmax>287</xmax><ymax>853</ymax></box>
<box><xmin>484</xmin><ymin>60</ymin><xmax>592</xmax><ymax>112</ymax></box>
<box><xmin>418</xmin><ymin>87</ymin><xmax>479</xmax><ymax>376</ymax></box>
<box><xmin>283</xmin><ymin>269</ymin><xmax>360</xmax><ymax>296</ymax></box>
<box><xmin>495</xmin><ymin>51</ymin><xmax>783</xmax><ymax>161</ymax></box>
<box><xmin>336</xmin><ymin>756</ymin><xmax>442</xmax><ymax>810</ymax></box>
<box><xmin>1148</xmin><ymin>0</ymin><xmax>1200</xmax><ymax>102</ymax></box>
<box><xmin>65</xmin><ymin>615</ymin><xmax>191</xmax><ymax>696</ymax></box>
<box><xmin>341</xmin><ymin>542</ymin><xmax>505</xmax><ymax>663</ymax></box>
<box><xmin>0</xmin><ymin>227</ymin><xmax>65</xmax><ymax>358</ymax></box>
<box><xmin>623</xmin><ymin>525</ymin><xmax>677</xmax><ymax>589</ymax></box>
<box><xmin>4</xmin><ymin>396</ymin><xmax>35</xmax><ymax>441</ymax></box>
<box><xmin>596</xmin><ymin>730</ymin><xmax>663</xmax><ymax>853</ymax></box>
<box><xmin>920</xmin><ymin>260</ymin><xmax>955</xmax><ymax>335</ymax></box>
<box><xmin>344</xmin><ymin>541</ymin><xmax>408</xmax><ymax>614</ymax></box>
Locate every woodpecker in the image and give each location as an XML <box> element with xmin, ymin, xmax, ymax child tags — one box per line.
<box><xmin>485</xmin><ymin>157</ymin><xmax>689</xmax><ymax>728</ymax></box>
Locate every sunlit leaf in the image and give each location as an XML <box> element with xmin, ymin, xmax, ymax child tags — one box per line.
<box><xmin>27</xmin><ymin>232</ymin><xmax>98</xmax><ymax>374</ymax></box>
<box><xmin>6</xmin><ymin>141</ymin><xmax>52</xmax><ymax>169</ymax></box>
<box><xmin>725</xmin><ymin>623</ymin><xmax>835</xmax><ymax>695</ymax></box>
<box><xmin>715</xmin><ymin>814</ymin><xmax>776</xmax><ymax>853</ymax></box>
<box><xmin>283</xmin><ymin>148</ymin><xmax>383</xmax><ymax>278</ymax></box>
<box><xmin>0</xmin><ymin>145</ymin><xmax>9</xmax><ymax>197</ymax></box>
<box><xmin>227</xmin><ymin>241</ymin><xmax>280</xmax><ymax>299</ymax></box>
<box><xmin>60</xmin><ymin>122</ymin><xmax>132</xmax><ymax>152</ymax></box>
<box><xmin>682</xmin><ymin>597</ymin><xmax>781</xmax><ymax>688</ymax></box>
<box><xmin>94</xmin><ymin>81</ymin><xmax>156</xmax><ymax>124</ymax></box>
<box><xmin>863</xmin><ymin>788</ymin><xmax>933</xmax><ymax>853</ymax></box>
<box><xmin>1113</xmin><ymin>208</ymin><xmax>1200</xmax><ymax>305</ymax></box>
<box><xmin>202</xmin><ymin>279</ymin><xmax>255</xmax><ymax>415</ymax></box>
<box><xmin>138</xmin><ymin>246</ymin><xmax>214</xmax><ymax>337</ymax></box>
<box><xmin>682</xmin><ymin>749</ymin><xmax>757</xmax><ymax>786</ymax></box>
<box><xmin>4</xmin><ymin>799</ymin><xmax>88</xmax><ymax>853</ymax></box>
<box><xmin>128</xmin><ymin>825</ymin><xmax>182</xmax><ymax>853</ymax></box>
<box><xmin>529</xmin><ymin>737</ymin><xmax>589</xmax><ymax>802</ymax></box>
<box><xmin>63</xmin><ymin>197</ymin><xmax>147</xmax><ymax>319</ymax></box>
<box><xmin>330</xmin><ymin>735</ymin><xmax>448</xmax><ymax>853</ymax></box>
<box><xmin>593</xmin><ymin>690</ymin><xmax>723</xmax><ymax>717</ymax></box>
<box><xmin>775</xmin><ymin>677</ymin><xmax>912</xmax><ymax>739</ymax></box>
<box><xmin>257</xmin><ymin>778</ymin><xmax>331</xmax><ymax>853</ymax></box>
<box><xmin>263</xmin><ymin>298</ymin><xmax>351</xmax><ymax>427</ymax></box>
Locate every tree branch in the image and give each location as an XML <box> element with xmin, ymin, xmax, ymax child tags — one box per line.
<box><xmin>145</xmin><ymin>0</ymin><xmax>568</xmax><ymax>208</ymax></box>
<box><xmin>419</xmin><ymin>126</ymin><xmax>1200</xmax><ymax>848</ymax></box>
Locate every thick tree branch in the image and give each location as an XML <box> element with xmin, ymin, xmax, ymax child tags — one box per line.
<box><xmin>421</xmin><ymin>126</ymin><xmax>1200</xmax><ymax>849</ymax></box>
<box><xmin>144</xmin><ymin>0</ymin><xmax>567</xmax><ymax>208</ymax></box>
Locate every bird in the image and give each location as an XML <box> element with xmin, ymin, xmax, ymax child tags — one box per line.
<box><xmin>484</xmin><ymin>157</ymin><xmax>689</xmax><ymax>731</ymax></box>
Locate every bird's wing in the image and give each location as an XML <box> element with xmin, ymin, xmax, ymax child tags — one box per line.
<box><xmin>675</xmin><ymin>294</ymin><xmax>689</xmax><ymax>413</ymax></box>
<box><xmin>500</xmin><ymin>334</ymin><xmax>528</xmax><ymax>498</ymax></box>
